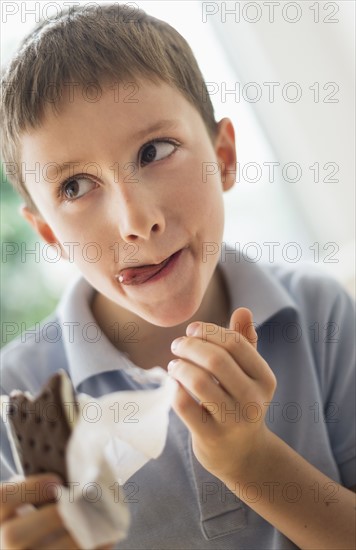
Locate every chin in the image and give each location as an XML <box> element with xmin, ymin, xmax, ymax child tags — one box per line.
<box><xmin>142</xmin><ymin>298</ymin><xmax>202</xmax><ymax>328</ymax></box>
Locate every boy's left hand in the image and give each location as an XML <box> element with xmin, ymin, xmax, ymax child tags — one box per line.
<box><xmin>168</xmin><ymin>307</ymin><xmax>277</xmax><ymax>483</ymax></box>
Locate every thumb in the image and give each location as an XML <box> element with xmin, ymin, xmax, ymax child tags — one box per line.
<box><xmin>229</xmin><ymin>307</ymin><xmax>258</xmax><ymax>349</ymax></box>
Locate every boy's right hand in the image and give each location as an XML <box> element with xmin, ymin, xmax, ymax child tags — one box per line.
<box><xmin>0</xmin><ymin>475</ymin><xmax>114</xmax><ymax>550</ymax></box>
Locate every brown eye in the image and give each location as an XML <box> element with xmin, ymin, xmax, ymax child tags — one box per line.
<box><xmin>141</xmin><ymin>144</ymin><xmax>157</xmax><ymax>164</ymax></box>
<box><xmin>140</xmin><ymin>141</ymin><xmax>176</xmax><ymax>166</ymax></box>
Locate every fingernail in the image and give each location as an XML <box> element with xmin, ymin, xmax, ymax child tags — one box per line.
<box><xmin>47</xmin><ymin>483</ymin><xmax>62</xmax><ymax>500</ymax></box>
<box><xmin>41</xmin><ymin>476</ymin><xmax>63</xmax><ymax>499</ymax></box>
<box><xmin>186</xmin><ymin>322</ymin><xmax>200</xmax><ymax>337</ymax></box>
<box><xmin>42</xmin><ymin>474</ymin><xmax>62</xmax><ymax>483</ymax></box>
<box><xmin>171</xmin><ymin>337</ymin><xmax>184</xmax><ymax>352</ymax></box>
<box><xmin>167</xmin><ymin>359</ymin><xmax>179</xmax><ymax>371</ymax></box>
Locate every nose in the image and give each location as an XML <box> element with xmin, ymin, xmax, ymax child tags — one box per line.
<box><xmin>113</xmin><ymin>185</ymin><xmax>166</xmax><ymax>242</ymax></box>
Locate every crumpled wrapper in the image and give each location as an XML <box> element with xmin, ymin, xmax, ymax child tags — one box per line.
<box><xmin>4</xmin><ymin>368</ymin><xmax>178</xmax><ymax>550</ymax></box>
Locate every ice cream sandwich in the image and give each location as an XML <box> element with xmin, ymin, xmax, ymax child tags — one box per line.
<box><xmin>0</xmin><ymin>370</ymin><xmax>79</xmax><ymax>486</ymax></box>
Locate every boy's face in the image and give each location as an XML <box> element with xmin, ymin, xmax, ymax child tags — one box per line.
<box><xmin>20</xmin><ymin>79</ymin><xmax>236</xmax><ymax>327</ymax></box>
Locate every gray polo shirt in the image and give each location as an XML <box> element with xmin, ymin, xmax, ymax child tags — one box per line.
<box><xmin>1</xmin><ymin>253</ymin><xmax>355</xmax><ymax>549</ymax></box>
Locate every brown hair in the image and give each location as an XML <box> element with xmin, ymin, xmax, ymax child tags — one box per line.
<box><xmin>1</xmin><ymin>3</ymin><xmax>217</xmax><ymax>212</ymax></box>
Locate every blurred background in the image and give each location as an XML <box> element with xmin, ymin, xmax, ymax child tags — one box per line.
<box><xmin>1</xmin><ymin>1</ymin><xmax>355</xmax><ymax>347</ymax></box>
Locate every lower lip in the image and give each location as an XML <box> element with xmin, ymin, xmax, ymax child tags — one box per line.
<box><xmin>138</xmin><ymin>248</ymin><xmax>184</xmax><ymax>286</ymax></box>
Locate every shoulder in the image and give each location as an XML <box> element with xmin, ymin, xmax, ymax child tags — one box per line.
<box><xmin>265</xmin><ymin>262</ymin><xmax>355</xmax><ymax>392</ymax></box>
<box><xmin>266</xmin><ymin>262</ymin><xmax>355</xmax><ymax>322</ymax></box>
<box><xmin>0</xmin><ymin>314</ymin><xmax>68</xmax><ymax>395</ymax></box>
<box><xmin>221</xmin><ymin>252</ymin><xmax>354</xmax><ymax>334</ymax></box>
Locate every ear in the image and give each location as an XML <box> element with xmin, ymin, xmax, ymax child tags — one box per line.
<box><xmin>20</xmin><ymin>205</ymin><xmax>68</xmax><ymax>260</ymax></box>
<box><xmin>21</xmin><ymin>205</ymin><xmax>57</xmax><ymax>243</ymax></box>
<box><xmin>214</xmin><ymin>118</ymin><xmax>237</xmax><ymax>191</ymax></box>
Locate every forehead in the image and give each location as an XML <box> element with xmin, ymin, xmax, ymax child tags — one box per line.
<box><xmin>19</xmin><ymin>79</ymin><xmax>202</xmax><ymax>166</ymax></box>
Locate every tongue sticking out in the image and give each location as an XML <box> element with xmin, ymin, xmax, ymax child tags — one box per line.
<box><xmin>117</xmin><ymin>255</ymin><xmax>172</xmax><ymax>285</ymax></box>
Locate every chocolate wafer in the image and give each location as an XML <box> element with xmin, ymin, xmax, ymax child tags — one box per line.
<box><xmin>1</xmin><ymin>370</ymin><xmax>79</xmax><ymax>486</ymax></box>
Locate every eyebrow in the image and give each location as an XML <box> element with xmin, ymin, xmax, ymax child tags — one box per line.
<box><xmin>46</xmin><ymin>119</ymin><xmax>180</xmax><ymax>179</ymax></box>
<box><xmin>132</xmin><ymin>119</ymin><xmax>180</xmax><ymax>141</ymax></box>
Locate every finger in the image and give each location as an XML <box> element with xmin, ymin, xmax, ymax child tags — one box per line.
<box><xmin>1</xmin><ymin>504</ymin><xmax>66</xmax><ymax>550</ymax></box>
<box><xmin>172</xmin><ymin>379</ymin><xmax>221</xmax><ymax>436</ymax></box>
<box><xmin>168</xmin><ymin>358</ymin><xmax>236</xmax><ymax>405</ymax></box>
<box><xmin>0</xmin><ymin>475</ymin><xmax>62</xmax><ymax>523</ymax></box>
<box><xmin>36</xmin><ymin>529</ymin><xmax>81</xmax><ymax>550</ymax></box>
<box><xmin>183</xmin><ymin>323</ymin><xmax>268</xmax><ymax>381</ymax></box>
<box><xmin>171</xmin><ymin>336</ymin><xmax>254</xmax><ymax>393</ymax></box>
<box><xmin>186</xmin><ymin>307</ymin><xmax>257</xmax><ymax>352</ymax></box>
<box><xmin>229</xmin><ymin>307</ymin><xmax>258</xmax><ymax>349</ymax></box>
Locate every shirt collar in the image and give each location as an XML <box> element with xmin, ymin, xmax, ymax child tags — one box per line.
<box><xmin>57</xmin><ymin>250</ymin><xmax>298</xmax><ymax>389</ymax></box>
<box><xmin>218</xmin><ymin>246</ymin><xmax>298</xmax><ymax>327</ymax></box>
<box><xmin>56</xmin><ymin>276</ymin><xmax>135</xmax><ymax>390</ymax></box>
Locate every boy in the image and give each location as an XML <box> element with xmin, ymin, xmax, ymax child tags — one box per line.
<box><xmin>0</xmin><ymin>4</ymin><xmax>355</xmax><ymax>549</ymax></box>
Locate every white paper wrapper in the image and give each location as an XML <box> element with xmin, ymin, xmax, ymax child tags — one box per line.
<box><xmin>2</xmin><ymin>368</ymin><xmax>178</xmax><ymax>550</ymax></box>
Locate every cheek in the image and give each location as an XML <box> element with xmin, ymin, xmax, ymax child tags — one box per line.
<box><xmin>43</xmin><ymin>208</ymin><xmax>110</xmax><ymax>268</ymax></box>
<box><xmin>171</xmin><ymin>153</ymin><xmax>222</xmax><ymax>212</ymax></box>
<box><xmin>48</xmin><ymin>198</ymin><xmax>104</xmax><ymax>238</ymax></box>
<box><xmin>184</xmin><ymin>164</ymin><xmax>225</xmax><ymax>229</ymax></box>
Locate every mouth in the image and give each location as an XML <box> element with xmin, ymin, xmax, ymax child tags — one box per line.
<box><xmin>116</xmin><ymin>249</ymin><xmax>184</xmax><ymax>286</ymax></box>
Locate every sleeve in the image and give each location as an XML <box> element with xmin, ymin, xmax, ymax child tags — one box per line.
<box><xmin>323</xmin><ymin>288</ymin><xmax>356</xmax><ymax>487</ymax></box>
<box><xmin>312</xmin><ymin>278</ymin><xmax>356</xmax><ymax>488</ymax></box>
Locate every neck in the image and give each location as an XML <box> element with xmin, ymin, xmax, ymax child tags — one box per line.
<box><xmin>91</xmin><ymin>265</ymin><xmax>231</xmax><ymax>370</ymax></box>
